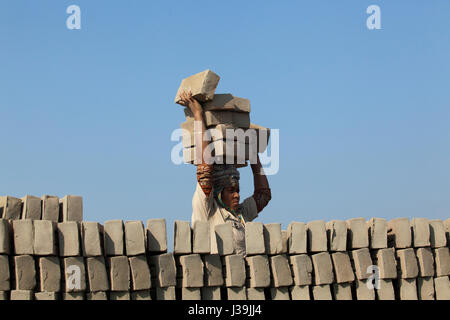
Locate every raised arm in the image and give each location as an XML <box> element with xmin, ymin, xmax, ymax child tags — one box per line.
<box><xmin>251</xmin><ymin>155</ymin><xmax>271</xmax><ymax>213</ymax></box>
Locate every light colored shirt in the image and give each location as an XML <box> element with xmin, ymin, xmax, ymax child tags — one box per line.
<box><xmin>191</xmin><ymin>182</ymin><xmax>258</xmax><ymax>256</ymax></box>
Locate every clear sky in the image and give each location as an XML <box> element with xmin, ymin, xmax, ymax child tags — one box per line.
<box><xmin>1</xmin><ymin>1</ymin><xmax>449</xmax><ymax>249</ymax></box>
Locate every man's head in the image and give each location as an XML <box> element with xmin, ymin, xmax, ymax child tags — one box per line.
<box><xmin>213</xmin><ymin>164</ymin><xmax>240</xmax><ymax>212</ymax></box>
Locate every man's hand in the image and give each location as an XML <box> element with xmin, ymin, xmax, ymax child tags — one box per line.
<box><xmin>178</xmin><ymin>90</ymin><xmax>203</xmax><ymax>116</ymax></box>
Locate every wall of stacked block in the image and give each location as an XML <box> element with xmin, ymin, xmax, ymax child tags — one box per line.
<box><xmin>0</xmin><ymin>195</ymin><xmax>449</xmax><ymax>300</ymax></box>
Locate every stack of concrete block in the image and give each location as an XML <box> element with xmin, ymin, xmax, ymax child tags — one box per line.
<box><xmin>175</xmin><ymin>70</ymin><xmax>270</xmax><ymax>167</ymax></box>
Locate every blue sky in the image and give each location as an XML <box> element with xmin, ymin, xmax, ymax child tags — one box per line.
<box><xmin>1</xmin><ymin>1</ymin><xmax>449</xmax><ymax>249</ymax></box>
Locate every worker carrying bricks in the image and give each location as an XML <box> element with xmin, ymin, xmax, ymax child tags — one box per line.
<box><xmin>178</xmin><ymin>90</ymin><xmax>272</xmax><ymax>256</ymax></box>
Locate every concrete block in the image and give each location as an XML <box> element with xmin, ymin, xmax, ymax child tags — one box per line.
<box><xmin>131</xmin><ymin>290</ymin><xmax>152</xmax><ymax>300</ymax></box>
<box><xmin>287</xmin><ymin>222</ymin><xmax>307</xmax><ymax>254</ymax></box>
<box><xmin>415</xmin><ymin>247</ymin><xmax>435</xmax><ymax>277</ymax></box>
<box><xmin>434</xmin><ymin>276</ymin><xmax>450</xmax><ymax>300</ymax></box>
<box><xmin>63</xmin><ymin>256</ymin><xmax>87</xmax><ymax>292</ymax></box>
<box><xmin>14</xmin><ymin>255</ymin><xmax>36</xmax><ymax>290</ymax></box>
<box><xmin>33</xmin><ymin>220</ymin><xmax>57</xmax><ymax>255</ymax></box>
<box><xmin>224</xmin><ymin>254</ymin><xmax>246</xmax><ymax>287</ymax></box>
<box><xmin>149</xmin><ymin>253</ymin><xmax>177</xmax><ymax>287</ymax></box>
<box><xmin>367</xmin><ymin>217</ymin><xmax>387</xmax><ymax>249</ymax></box>
<box><xmin>387</xmin><ymin>218</ymin><xmax>411</xmax><ymax>249</ymax></box>
<box><xmin>350</xmin><ymin>248</ymin><xmax>373</xmax><ymax>280</ymax></box>
<box><xmin>179</xmin><ymin>254</ymin><xmax>203</xmax><ymax>288</ymax></box>
<box><xmin>0</xmin><ymin>291</ymin><xmax>7</xmax><ymax>300</ymax></box>
<box><xmin>227</xmin><ymin>287</ymin><xmax>247</xmax><ymax>300</ymax></box>
<box><xmin>129</xmin><ymin>255</ymin><xmax>152</xmax><ymax>291</ymax></box>
<box><xmin>108</xmin><ymin>256</ymin><xmax>130</xmax><ymax>291</ymax></box>
<box><xmin>332</xmin><ymin>282</ymin><xmax>353</xmax><ymax>300</ymax></box>
<box><xmin>146</xmin><ymin>219</ymin><xmax>168</xmax><ymax>253</ymax></box>
<box><xmin>13</xmin><ymin>219</ymin><xmax>34</xmax><ymax>255</ymax></box>
<box><xmin>434</xmin><ymin>247</ymin><xmax>450</xmax><ymax>277</ymax></box>
<box><xmin>214</xmin><ymin>222</ymin><xmax>234</xmax><ymax>255</ymax></box>
<box><xmin>41</xmin><ymin>195</ymin><xmax>60</xmax><ymax>221</ymax></box>
<box><xmin>182</xmin><ymin>287</ymin><xmax>201</xmax><ymax>300</ymax></box>
<box><xmin>411</xmin><ymin>218</ymin><xmax>430</xmax><ymax>247</ymax></box>
<box><xmin>398</xmin><ymin>278</ymin><xmax>418</xmax><ymax>300</ymax></box>
<box><xmin>203</xmin><ymin>94</ymin><xmax>251</xmax><ymax>113</ymax></box>
<box><xmin>373</xmin><ymin>248</ymin><xmax>397</xmax><ymax>279</ymax></box>
<box><xmin>270</xmin><ymin>287</ymin><xmax>290</xmax><ymax>300</ymax></box>
<box><xmin>10</xmin><ymin>290</ymin><xmax>33</xmax><ymax>300</ymax></box>
<box><xmin>312</xmin><ymin>285</ymin><xmax>332</xmax><ymax>300</ymax></box>
<box><xmin>104</xmin><ymin>220</ymin><xmax>124</xmax><ymax>256</ymax></box>
<box><xmin>39</xmin><ymin>256</ymin><xmax>61</xmax><ymax>292</ymax></box>
<box><xmin>444</xmin><ymin>218</ymin><xmax>450</xmax><ymax>245</ymax></box>
<box><xmin>124</xmin><ymin>220</ymin><xmax>146</xmax><ymax>256</ymax></box>
<box><xmin>173</xmin><ymin>220</ymin><xmax>192</xmax><ymax>255</ymax></box>
<box><xmin>0</xmin><ymin>255</ymin><xmax>10</xmax><ymax>291</ymax></box>
<box><xmin>290</xmin><ymin>285</ymin><xmax>310</xmax><ymax>300</ymax></box>
<box><xmin>270</xmin><ymin>254</ymin><xmax>293</xmax><ymax>287</ymax></box>
<box><xmin>0</xmin><ymin>196</ymin><xmax>22</xmax><ymax>219</ymax></box>
<box><xmin>156</xmin><ymin>286</ymin><xmax>176</xmax><ymax>300</ymax></box>
<box><xmin>245</xmin><ymin>222</ymin><xmax>265</xmax><ymax>255</ymax></box>
<box><xmin>61</xmin><ymin>195</ymin><xmax>83</xmax><ymax>221</ymax></box>
<box><xmin>81</xmin><ymin>221</ymin><xmax>103</xmax><ymax>257</ymax></box>
<box><xmin>289</xmin><ymin>254</ymin><xmax>313</xmax><ymax>286</ymax></box>
<box><xmin>354</xmin><ymin>279</ymin><xmax>375</xmax><ymax>300</ymax></box>
<box><xmin>306</xmin><ymin>220</ymin><xmax>327</xmax><ymax>252</ymax></box>
<box><xmin>331</xmin><ymin>252</ymin><xmax>355</xmax><ymax>283</ymax></box>
<box><xmin>109</xmin><ymin>291</ymin><xmax>130</xmax><ymax>300</ymax></box>
<box><xmin>57</xmin><ymin>222</ymin><xmax>80</xmax><ymax>257</ymax></box>
<box><xmin>326</xmin><ymin>220</ymin><xmax>347</xmax><ymax>252</ymax></box>
<box><xmin>281</xmin><ymin>230</ymin><xmax>288</xmax><ymax>254</ymax></box>
<box><xmin>87</xmin><ymin>291</ymin><xmax>108</xmax><ymax>300</ymax></box>
<box><xmin>376</xmin><ymin>279</ymin><xmax>395</xmax><ymax>300</ymax></box>
<box><xmin>346</xmin><ymin>217</ymin><xmax>369</xmax><ymax>249</ymax></box>
<box><xmin>175</xmin><ymin>69</ymin><xmax>220</xmax><ymax>104</ymax></box>
<box><xmin>245</xmin><ymin>255</ymin><xmax>270</xmax><ymax>287</ymax></box>
<box><xmin>0</xmin><ymin>219</ymin><xmax>11</xmax><ymax>254</ymax></box>
<box><xmin>311</xmin><ymin>252</ymin><xmax>334</xmax><ymax>285</ymax></box>
<box><xmin>21</xmin><ymin>195</ymin><xmax>41</xmax><ymax>220</ymax></box>
<box><xmin>263</xmin><ymin>223</ymin><xmax>283</xmax><ymax>255</ymax></box>
<box><xmin>35</xmin><ymin>292</ymin><xmax>59</xmax><ymax>300</ymax></box>
<box><xmin>86</xmin><ymin>256</ymin><xmax>110</xmax><ymax>292</ymax></box>
<box><xmin>396</xmin><ymin>248</ymin><xmax>419</xmax><ymax>279</ymax></box>
<box><xmin>203</xmin><ymin>254</ymin><xmax>224</xmax><ymax>287</ymax></box>
<box><xmin>417</xmin><ymin>277</ymin><xmax>435</xmax><ymax>300</ymax></box>
<box><xmin>429</xmin><ymin>219</ymin><xmax>447</xmax><ymax>248</ymax></box>
<box><xmin>201</xmin><ymin>110</ymin><xmax>250</xmax><ymax>129</ymax></box>
<box><xmin>192</xmin><ymin>220</ymin><xmax>210</xmax><ymax>254</ymax></box>
<box><xmin>246</xmin><ymin>287</ymin><xmax>265</xmax><ymax>300</ymax></box>
<box><xmin>62</xmin><ymin>292</ymin><xmax>84</xmax><ymax>300</ymax></box>
<box><xmin>201</xmin><ymin>286</ymin><xmax>221</xmax><ymax>300</ymax></box>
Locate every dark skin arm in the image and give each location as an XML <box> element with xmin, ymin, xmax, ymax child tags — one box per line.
<box><xmin>251</xmin><ymin>155</ymin><xmax>271</xmax><ymax>213</ymax></box>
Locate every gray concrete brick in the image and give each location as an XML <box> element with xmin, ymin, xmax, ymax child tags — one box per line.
<box><xmin>129</xmin><ymin>255</ymin><xmax>151</xmax><ymax>291</ymax></box>
<box><xmin>332</xmin><ymin>282</ymin><xmax>353</xmax><ymax>300</ymax></box>
<box><xmin>312</xmin><ymin>285</ymin><xmax>332</xmax><ymax>300</ymax></box>
<box><xmin>355</xmin><ymin>279</ymin><xmax>376</xmax><ymax>300</ymax></box>
<box><xmin>245</xmin><ymin>255</ymin><xmax>270</xmax><ymax>287</ymax></box>
<box><xmin>13</xmin><ymin>219</ymin><xmax>34</xmax><ymax>255</ymax></box>
<box><xmin>63</xmin><ymin>256</ymin><xmax>86</xmax><ymax>292</ymax></box>
<box><xmin>263</xmin><ymin>223</ymin><xmax>283</xmax><ymax>255</ymax></box>
<box><xmin>35</xmin><ymin>292</ymin><xmax>59</xmax><ymax>300</ymax></box>
<box><xmin>444</xmin><ymin>218</ymin><xmax>450</xmax><ymax>245</ymax></box>
<box><xmin>81</xmin><ymin>221</ymin><xmax>103</xmax><ymax>257</ymax></box>
<box><xmin>10</xmin><ymin>290</ymin><xmax>33</xmax><ymax>300</ymax></box>
<box><xmin>227</xmin><ymin>287</ymin><xmax>247</xmax><ymax>300</ymax></box>
<box><xmin>287</xmin><ymin>222</ymin><xmax>307</xmax><ymax>254</ymax></box>
<box><xmin>373</xmin><ymin>248</ymin><xmax>397</xmax><ymax>279</ymax></box>
<box><xmin>86</xmin><ymin>256</ymin><xmax>110</xmax><ymax>292</ymax></box>
<box><xmin>281</xmin><ymin>230</ymin><xmax>288</xmax><ymax>254</ymax></box>
<box><xmin>417</xmin><ymin>277</ymin><xmax>435</xmax><ymax>300</ymax></box>
<box><xmin>173</xmin><ymin>220</ymin><xmax>192</xmax><ymax>255</ymax></box>
<box><xmin>245</xmin><ymin>222</ymin><xmax>265</xmax><ymax>255</ymax></box>
<box><xmin>110</xmin><ymin>291</ymin><xmax>130</xmax><ymax>300</ymax></box>
<box><xmin>61</xmin><ymin>195</ymin><xmax>83</xmax><ymax>222</ymax></box>
<box><xmin>415</xmin><ymin>247</ymin><xmax>435</xmax><ymax>277</ymax></box>
<box><xmin>346</xmin><ymin>217</ymin><xmax>369</xmax><ymax>249</ymax></box>
<box><xmin>182</xmin><ymin>287</ymin><xmax>201</xmax><ymax>300</ymax></box>
<box><xmin>108</xmin><ymin>255</ymin><xmax>130</xmax><ymax>291</ymax></box>
<box><xmin>434</xmin><ymin>276</ymin><xmax>450</xmax><ymax>300</ymax></box>
<box><xmin>39</xmin><ymin>256</ymin><xmax>61</xmax><ymax>292</ymax></box>
<box><xmin>246</xmin><ymin>287</ymin><xmax>265</xmax><ymax>300</ymax></box>
<box><xmin>41</xmin><ymin>195</ymin><xmax>60</xmax><ymax>221</ymax></box>
<box><xmin>63</xmin><ymin>292</ymin><xmax>84</xmax><ymax>300</ymax></box>
<box><xmin>156</xmin><ymin>286</ymin><xmax>176</xmax><ymax>300</ymax></box>
<box><xmin>311</xmin><ymin>252</ymin><xmax>334</xmax><ymax>285</ymax></box>
<box><xmin>367</xmin><ymin>217</ymin><xmax>387</xmax><ymax>249</ymax></box>
<box><xmin>192</xmin><ymin>221</ymin><xmax>210</xmax><ymax>254</ymax></box>
<box><xmin>224</xmin><ymin>254</ymin><xmax>246</xmax><ymax>287</ymax></box>
<box><xmin>289</xmin><ymin>254</ymin><xmax>313</xmax><ymax>286</ymax></box>
<box><xmin>271</xmin><ymin>287</ymin><xmax>290</xmax><ymax>300</ymax></box>
<box><xmin>326</xmin><ymin>220</ymin><xmax>347</xmax><ymax>252</ymax></box>
<box><xmin>203</xmin><ymin>94</ymin><xmax>250</xmax><ymax>113</ymax></box>
<box><xmin>350</xmin><ymin>248</ymin><xmax>373</xmax><ymax>280</ymax></box>
<box><xmin>124</xmin><ymin>220</ymin><xmax>146</xmax><ymax>256</ymax></box>
<box><xmin>21</xmin><ymin>195</ymin><xmax>41</xmax><ymax>220</ymax></box>
<box><xmin>149</xmin><ymin>253</ymin><xmax>177</xmax><ymax>288</ymax></box>
<box><xmin>0</xmin><ymin>291</ymin><xmax>7</xmax><ymax>300</ymax></box>
<box><xmin>396</xmin><ymin>248</ymin><xmax>419</xmax><ymax>279</ymax></box>
<box><xmin>0</xmin><ymin>255</ymin><xmax>10</xmax><ymax>291</ymax></box>
<box><xmin>398</xmin><ymin>278</ymin><xmax>418</xmax><ymax>300</ymax></box>
<box><xmin>376</xmin><ymin>279</ymin><xmax>395</xmax><ymax>300</ymax></box>
<box><xmin>104</xmin><ymin>220</ymin><xmax>124</xmax><ymax>256</ymax></box>
<box><xmin>146</xmin><ymin>219</ymin><xmax>168</xmax><ymax>253</ymax></box>
<box><xmin>387</xmin><ymin>218</ymin><xmax>411</xmax><ymax>249</ymax></box>
<box><xmin>331</xmin><ymin>252</ymin><xmax>355</xmax><ymax>283</ymax></box>
<box><xmin>270</xmin><ymin>254</ymin><xmax>293</xmax><ymax>287</ymax></box>
<box><xmin>203</xmin><ymin>254</ymin><xmax>223</xmax><ymax>287</ymax></box>
<box><xmin>131</xmin><ymin>290</ymin><xmax>151</xmax><ymax>300</ymax></box>
<box><xmin>214</xmin><ymin>222</ymin><xmax>234</xmax><ymax>255</ymax></box>
<box><xmin>411</xmin><ymin>218</ymin><xmax>430</xmax><ymax>247</ymax></box>
<box><xmin>201</xmin><ymin>286</ymin><xmax>221</xmax><ymax>300</ymax></box>
<box><xmin>0</xmin><ymin>219</ymin><xmax>11</xmax><ymax>255</ymax></box>
<box><xmin>175</xmin><ymin>69</ymin><xmax>220</xmax><ymax>104</ymax></box>
<box><xmin>289</xmin><ymin>285</ymin><xmax>310</xmax><ymax>300</ymax></box>
<box><xmin>429</xmin><ymin>219</ymin><xmax>447</xmax><ymax>248</ymax></box>
<box><xmin>87</xmin><ymin>291</ymin><xmax>108</xmax><ymax>300</ymax></box>
<box><xmin>33</xmin><ymin>220</ymin><xmax>56</xmax><ymax>255</ymax></box>
<box><xmin>179</xmin><ymin>254</ymin><xmax>203</xmax><ymax>288</ymax></box>
<box><xmin>14</xmin><ymin>255</ymin><xmax>36</xmax><ymax>290</ymax></box>
<box><xmin>306</xmin><ymin>220</ymin><xmax>327</xmax><ymax>252</ymax></box>
<box><xmin>201</xmin><ymin>110</ymin><xmax>250</xmax><ymax>129</ymax></box>
<box><xmin>57</xmin><ymin>222</ymin><xmax>80</xmax><ymax>257</ymax></box>
<box><xmin>434</xmin><ymin>247</ymin><xmax>450</xmax><ymax>277</ymax></box>
<box><xmin>0</xmin><ymin>196</ymin><xmax>22</xmax><ymax>220</ymax></box>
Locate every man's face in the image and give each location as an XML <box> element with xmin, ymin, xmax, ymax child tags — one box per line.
<box><xmin>221</xmin><ymin>184</ymin><xmax>240</xmax><ymax>212</ymax></box>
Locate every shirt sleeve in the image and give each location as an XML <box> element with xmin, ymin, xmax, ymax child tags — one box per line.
<box><xmin>238</xmin><ymin>196</ymin><xmax>259</xmax><ymax>222</ymax></box>
<box><xmin>192</xmin><ymin>182</ymin><xmax>216</xmax><ymax>222</ymax></box>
